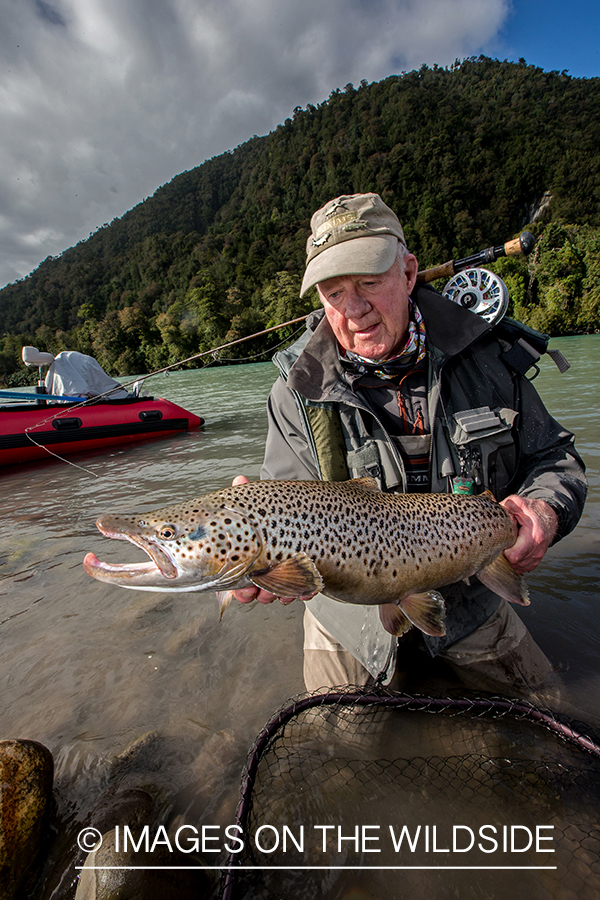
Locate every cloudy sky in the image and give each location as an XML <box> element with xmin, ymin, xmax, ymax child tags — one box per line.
<box><xmin>1</xmin><ymin>0</ymin><xmax>599</xmax><ymax>289</ymax></box>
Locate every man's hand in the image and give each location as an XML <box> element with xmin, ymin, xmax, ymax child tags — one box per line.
<box><xmin>233</xmin><ymin>585</ymin><xmax>287</xmax><ymax>605</ymax></box>
<box><xmin>229</xmin><ymin>476</ymin><xmax>313</xmax><ymax>606</ymax></box>
<box><xmin>500</xmin><ymin>495</ymin><xmax>558</xmax><ymax>575</ymax></box>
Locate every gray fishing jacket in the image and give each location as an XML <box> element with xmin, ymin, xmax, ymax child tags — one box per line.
<box><xmin>260</xmin><ymin>284</ymin><xmax>587</xmax><ymax>681</ymax></box>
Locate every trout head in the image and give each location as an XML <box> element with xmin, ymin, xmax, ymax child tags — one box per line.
<box><xmin>83</xmin><ymin>492</ymin><xmax>263</xmax><ymax>592</ymax></box>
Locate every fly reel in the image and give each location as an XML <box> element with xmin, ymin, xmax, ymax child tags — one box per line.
<box><xmin>442</xmin><ymin>267</ymin><xmax>509</xmax><ymax>325</ymax></box>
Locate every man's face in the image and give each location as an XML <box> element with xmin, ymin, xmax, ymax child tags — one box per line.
<box><xmin>317</xmin><ymin>254</ymin><xmax>418</xmax><ymax>359</ymax></box>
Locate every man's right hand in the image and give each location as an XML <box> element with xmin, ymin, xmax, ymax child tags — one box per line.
<box><xmin>234</xmin><ymin>585</ymin><xmax>295</xmax><ymax>605</ymax></box>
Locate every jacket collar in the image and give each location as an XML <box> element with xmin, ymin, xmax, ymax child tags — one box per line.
<box><xmin>285</xmin><ymin>283</ymin><xmax>492</xmax><ymax>403</ymax></box>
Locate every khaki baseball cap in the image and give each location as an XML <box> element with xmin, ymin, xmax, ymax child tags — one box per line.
<box><xmin>300</xmin><ymin>193</ymin><xmax>406</xmax><ymax>297</ymax></box>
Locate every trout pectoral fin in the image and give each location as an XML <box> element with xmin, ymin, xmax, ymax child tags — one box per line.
<box><xmin>383</xmin><ymin>590</ymin><xmax>447</xmax><ymax>638</ymax></box>
<box><xmin>477</xmin><ymin>554</ymin><xmax>530</xmax><ymax>606</ymax></box>
<box><xmin>250</xmin><ymin>553</ymin><xmax>324</xmax><ymax>597</ymax></box>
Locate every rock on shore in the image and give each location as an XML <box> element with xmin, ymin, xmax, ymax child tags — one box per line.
<box><xmin>0</xmin><ymin>738</ymin><xmax>54</xmax><ymax>900</ymax></box>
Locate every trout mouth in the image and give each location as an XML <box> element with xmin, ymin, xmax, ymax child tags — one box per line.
<box><xmin>84</xmin><ymin>522</ymin><xmax>177</xmax><ymax>582</ymax></box>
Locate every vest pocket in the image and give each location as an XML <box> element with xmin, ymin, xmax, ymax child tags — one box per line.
<box><xmin>450</xmin><ymin>406</ymin><xmax>517</xmax><ymax>495</ymax></box>
<box><xmin>346</xmin><ymin>440</ymin><xmax>383</xmax><ymax>481</ymax></box>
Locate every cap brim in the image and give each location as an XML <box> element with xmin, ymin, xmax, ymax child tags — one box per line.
<box><xmin>300</xmin><ymin>235</ymin><xmax>398</xmax><ymax>297</ymax></box>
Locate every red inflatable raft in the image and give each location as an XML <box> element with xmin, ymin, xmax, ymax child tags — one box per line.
<box><xmin>0</xmin><ymin>396</ymin><xmax>204</xmax><ymax>467</ymax></box>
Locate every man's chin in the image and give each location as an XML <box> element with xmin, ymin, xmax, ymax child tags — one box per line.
<box><xmin>350</xmin><ymin>338</ymin><xmax>393</xmax><ymax>360</ymax></box>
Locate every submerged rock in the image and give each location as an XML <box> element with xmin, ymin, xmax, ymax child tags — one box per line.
<box><xmin>74</xmin><ymin>828</ymin><xmax>213</xmax><ymax>899</ymax></box>
<box><xmin>0</xmin><ymin>738</ymin><xmax>54</xmax><ymax>900</ymax></box>
<box><xmin>40</xmin><ymin>732</ymin><xmax>213</xmax><ymax>900</ymax></box>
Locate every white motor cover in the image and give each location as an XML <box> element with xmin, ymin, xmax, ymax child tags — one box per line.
<box><xmin>45</xmin><ymin>351</ymin><xmax>130</xmax><ymax>399</ymax></box>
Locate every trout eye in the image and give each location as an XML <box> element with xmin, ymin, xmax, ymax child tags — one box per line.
<box><xmin>158</xmin><ymin>524</ymin><xmax>178</xmax><ymax>540</ymax></box>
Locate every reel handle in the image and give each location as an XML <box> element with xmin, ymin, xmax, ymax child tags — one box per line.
<box><xmin>417</xmin><ymin>231</ymin><xmax>535</xmax><ymax>284</ymax></box>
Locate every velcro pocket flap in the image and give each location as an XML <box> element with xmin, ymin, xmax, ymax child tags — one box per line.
<box><xmin>450</xmin><ymin>406</ymin><xmax>517</xmax><ymax>445</ymax></box>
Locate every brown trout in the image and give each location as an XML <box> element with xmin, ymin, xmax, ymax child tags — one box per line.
<box><xmin>83</xmin><ymin>478</ymin><xmax>528</xmax><ymax>638</ymax></box>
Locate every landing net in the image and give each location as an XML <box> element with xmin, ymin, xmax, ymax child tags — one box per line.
<box><xmin>221</xmin><ymin>689</ymin><xmax>600</xmax><ymax>900</ymax></box>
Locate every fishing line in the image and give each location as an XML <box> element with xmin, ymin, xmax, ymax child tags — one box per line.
<box><xmin>210</xmin><ymin>323</ymin><xmax>306</xmax><ymax>365</ymax></box>
<box><xmin>117</xmin><ymin>313</ymin><xmax>311</xmax><ymax>393</ymax></box>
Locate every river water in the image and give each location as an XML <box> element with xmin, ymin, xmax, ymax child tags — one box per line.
<box><xmin>1</xmin><ymin>334</ymin><xmax>599</xmax><ymax>898</ymax></box>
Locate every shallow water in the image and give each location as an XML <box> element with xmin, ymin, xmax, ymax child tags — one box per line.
<box><xmin>513</xmin><ymin>335</ymin><xmax>600</xmax><ymax>712</ymax></box>
<box><xmin>1</xmin><ymin>336</ymin><xmax>599</xmax><ymax>898</ymax></box>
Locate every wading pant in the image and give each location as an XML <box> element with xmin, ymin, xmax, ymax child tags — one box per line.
<box><xmin>303</xmin><ymin>600</ymin><xmax>554</xmax><ymax>696</ymax></box>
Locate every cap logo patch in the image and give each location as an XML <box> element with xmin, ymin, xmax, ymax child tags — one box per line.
<box><xmin>325</xmin><ymin>200</ymin><xmax>350</xmax><ymax>217</ymax></box>
<box><xmin>314</xmin><ymin>211</ymin><xmax>359</xmax><ymax>239</ymax></box>
<box><xmin>311</xmin><ymin>232</ymin><xmax>331</xmax><ymax>247</ymax></box>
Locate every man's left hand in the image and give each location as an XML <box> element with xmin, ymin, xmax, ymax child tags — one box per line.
<box><xmin>500</xmin><ymin>495</ymin><xmax>558</xmax><ymax>574</ymax></box>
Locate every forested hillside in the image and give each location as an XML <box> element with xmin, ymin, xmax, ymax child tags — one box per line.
<box><xmin>1</xmin><ymin>56</ymin><xmax>599</xmax><ymax>382</ymax></box>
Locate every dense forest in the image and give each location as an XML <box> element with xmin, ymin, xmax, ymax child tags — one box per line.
<box><xmin>1</xmin><ymin>56</ymin><xmax>599</xmax><ymax>384</ymax></box>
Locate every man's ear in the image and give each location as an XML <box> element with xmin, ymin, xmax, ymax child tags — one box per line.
<box><xmin>404</xmin><ymin>253</ymin><xmax>419</xmax><ymax>294</ymax></box>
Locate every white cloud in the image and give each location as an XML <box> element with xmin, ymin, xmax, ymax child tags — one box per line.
<box><xmin>0</xmin><ymin>0</ymin><xmax>510</xmax><ymax>289</ymax></box>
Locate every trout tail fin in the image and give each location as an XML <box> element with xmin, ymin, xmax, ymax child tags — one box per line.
<box><xmin>477</xmin><ymin>554</ymin><xmax>530</xmax><ymax>606</ymax></box>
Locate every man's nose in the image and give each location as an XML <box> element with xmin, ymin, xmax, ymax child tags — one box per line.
<box><xmin>344</xmin><ymin>286</ymin><xmax>371</xmax><ymax>317</ymax></box>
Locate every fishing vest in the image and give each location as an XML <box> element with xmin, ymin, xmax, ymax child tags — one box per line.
<box><xmin>275</xmin><ymin>307</ymin><xmax>564</xmax><ymax>497</ymax></box>
<box><xmin>272</xmin><ymin>303</ymin><xmax>561</xmax><ymax>679</ymax></box>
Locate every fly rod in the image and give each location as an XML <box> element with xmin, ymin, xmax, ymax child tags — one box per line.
<box><xmin>126</xmin><ymin>231</ymin><xmax>537</xmax><ymax>383</ymax></box>
<box><xmin>416</xmin><ymin>230</ymin><xmax>535</xmax><ymax>283</ymax></box>
<box><xmin>120</xmin><ymin>230</ymin><xmax>538</xmax><ymax>383</ymax></box>
<box><xmin>61</xmin><ymin>231</ymin><xmax>538</xmax><ymax>399</ymax></box>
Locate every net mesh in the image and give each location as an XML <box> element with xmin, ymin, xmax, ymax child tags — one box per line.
<box><xmin>221</xmin><ymin>689</ymin><xmax>600</xmax><ymax>900</ymax></box>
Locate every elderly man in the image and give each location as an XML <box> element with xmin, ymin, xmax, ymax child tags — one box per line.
<box><xmin>234</xmin><ymin>193</ymin><xmax>586</xmax><ymax>694</ymax></box>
